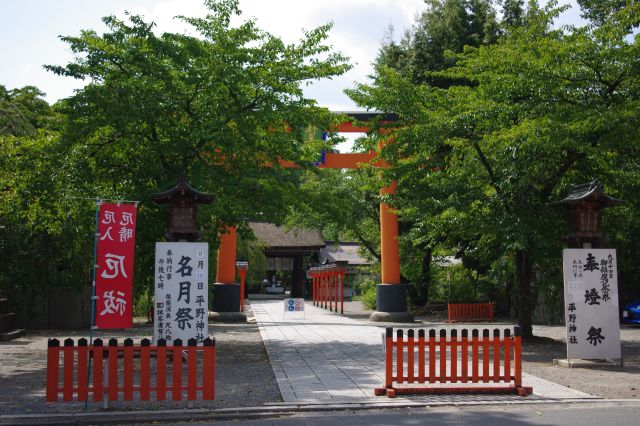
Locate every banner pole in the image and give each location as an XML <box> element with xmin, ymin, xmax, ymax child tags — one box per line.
<box><xmin>85</xmin><ymin>198</ymin><xmax>101</xmax><ymax>410</ymax></box>
<box><xmin>89</xmin><ymin>198</ymin><xmax>101</xmax><ymax>344</ymax></box>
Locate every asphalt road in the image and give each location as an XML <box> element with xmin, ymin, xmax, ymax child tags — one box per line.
<box><xmin>167</xmin><ymin>402</ymin><xmax>640</xmax><ymax>426</ymax></box>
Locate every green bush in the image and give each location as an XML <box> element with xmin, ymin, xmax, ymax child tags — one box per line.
<box><xmin>354</xmin><ymin>278</ymin><xmax>377</xmax><ymax>310</ymax></box>
<box><xmin>133</xmin><ymin>287</ymin><xmax>152</xmax><ymax>317</ymax></box>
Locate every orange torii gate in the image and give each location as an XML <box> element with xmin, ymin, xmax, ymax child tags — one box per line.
<box><xmin>213</xmin><ymin>112</ymin><xmax>412</xmax><ymax>322</ymax></box>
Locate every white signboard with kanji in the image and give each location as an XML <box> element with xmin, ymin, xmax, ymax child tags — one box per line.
<box><xmin>562</xmin><ymin>249</ymin><xmax>621</xmax><ymax>359</ymax></box>
<box><xmin>154</xmin><ymin>242</ymin><xmax>208</xmax><ymax>345</ymax></box>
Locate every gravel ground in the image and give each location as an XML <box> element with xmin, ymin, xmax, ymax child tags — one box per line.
<box><xmin>0</xmin><ymin>303</ymin><xmax>281</xmax><ymax>415</ymax></box>
<box><xmin>1</xmin><ymin>299</ymin><xmax>638</xmax><ymax>416</ymax></box>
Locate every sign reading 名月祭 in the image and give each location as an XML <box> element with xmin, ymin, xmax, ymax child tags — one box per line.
<box><xmin>154</xmin><ymin>242</ymin><xmax>208</xmax><ymax>344</ymax></box>
<box><xmin>562</xmin><ymin>249</ymin><xmax>621</xmax><ymax>360</ymax></box>
<box><xmin>95</xmin><ymin>203</ymin><xmax>137</xmax><ymax>329</ymax></box>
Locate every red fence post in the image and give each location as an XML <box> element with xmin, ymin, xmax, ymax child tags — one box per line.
<box><xmin>140</xmin><ymin>339</ymin><xmax>151</xmax><ymax>401</ymax></box>
<box><xmin>332</xmin><ymin>270</ymin><xmax>337</xmax><ymax>312</ymax></box>
<box><xmin>156</xmin><ymin>339</ymin><xmax>167</xmax><ymax>401</ymax></box>
<box><xmin>203</xmin><ymin>337</ymin><xmax>216</xmax><ymax>400</ymax></box>
<box><xmin>312</xmin><ymin>273</ymin><xmax>317</xmax><ymax>306</ymax></box>
<box><xmin>493</xmin><ymin>329</ymin><xmax>501</xmax><ymax>382</ymax></box>
<box><xmin>62</xmin><ymin>338</ymin><xmax>74</xmax><ymax>401</ymax></box>
<box><xmin>108</xmin><ymin>338</ymin><xmax>118</xmax><ymax>401</ymax></box>
<box><xmin>503</xmin><ymin>329</ymin><xmax>512</xmax><ymax>382</ymax></box>
<box><xmin>77</xmin><ymin>338</ymin><xmax>89</xmax><ymax>402</ymax></box>
<box><xmin>461</xmin><ymin>329</ymin><xmax>468</xmax><ymax>383</ymax></box>
<box><xmin>514</xmin><ymin>326</ymin><xmax>522</xmax><ymax>388</ymax></box>
<box><xmin>329</xmin><ymin>271</ymin><xmax>334</xmax><ymax>312</ymax></box>
<box><xmin>418</xmin><ymin>329</ymin><xmax>425</xmax><ymax>383</ymax></box>
<box><xmin>187</xmin><ymin>338</ymin><xmax>198</xmax><ymax>401</ymax></box>
<box><xmin>92</xmin><ymin>339</ymin><xmax>104</xmax><ymax>402</ymax></box>
<box><xmin>428</xmin><ymin>329</ymin><xmax>436</xmax><ymax>383</ymax></box>
<box><xmin>438</xmin><ymin>329</ymin><xmax>446</xmax><ymax>383</ymax></box>
<box><xmin>451</xmin><ymin>329</ymin><xmax>458</xmax><ymax>383</ymax></box>
<box><xmin>482</xmin><ymin>329</ymin><xmax>490</xmax><ymax>382</ymax></box>
<box><xmin>46</xmin><ymin>339</ymin><xmax>60</xmax><ymax>402</ymax></box>
<box><xmin>123</xmin><ymin>338</ymin><xmax>134</xmax><ymax>401</ymax></box>
<box><xmin>172</xmin><ymin>339</ymin><xmax>183</xmax><ymax>401</ymax></box>
<box><xmin>407</xmin><ymin>329</ymin><xmax>415</xmax><ymax>383</ymax></box>
<box><xmin>471</xmin><ymin>330</ymin><xmax>479</xmax><ymax>383</ymax></box>
<box><xmin>396</xmin><ymin>329</ymin><xmax>404</xmax><ymax>384</ymax></box>
<box><xmin>385</xmin><ymin>327</ymin><xmax>393</xmax><ymax>389</ymax></box>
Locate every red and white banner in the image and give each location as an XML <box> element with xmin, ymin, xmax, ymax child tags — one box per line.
<box><xmin>95</xmin><ymin>203</ymin><xmax>137</xmax><ymax>329</ymax></box>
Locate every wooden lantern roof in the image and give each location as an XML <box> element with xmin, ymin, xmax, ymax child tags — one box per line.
<box><xmin>151</xmin><ymin>176</ymin><xmax>213</xmax><ymax>205</ymax></box>
<box><xmin>548</xmin><ymin>180</ymin><xmax>623</xmax><ymax>208</ymax></box>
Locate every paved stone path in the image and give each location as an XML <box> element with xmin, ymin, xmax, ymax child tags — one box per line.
<box><xmin>251</xmin><ymin>299</ymin><xmax>597</xmax><ymax>403</ymax></box>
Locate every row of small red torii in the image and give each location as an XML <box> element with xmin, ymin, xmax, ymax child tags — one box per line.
<box><xmin>308</xmin><ymin>264</ymin><xmax>346</xmax><ymax>315</ymax></box>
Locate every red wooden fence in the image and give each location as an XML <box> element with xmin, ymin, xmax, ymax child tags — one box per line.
<box><xmin>375</xmin><ymin>327</ymin><xmax>532</xmax><ymax>397</ymax></box>
<box><xmin>309</xmin><ymin>265</ymin><xmax>345</xmax><ymax>314</ymax></box>
<box><xmin>46</xmin><ymin>337</ymin><xmax>215</xmax><ymax>403</ymax></box>
<box><xmin>447</xmin><ymin>303</ymin><xmax>494</xmax><ymax>322</ymax></box>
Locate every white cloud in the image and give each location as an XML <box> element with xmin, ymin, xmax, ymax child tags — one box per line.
<box><xmin>0</xmin><ymin>0</ymin><xmax>587</xmax><ymax>109</ymax></box>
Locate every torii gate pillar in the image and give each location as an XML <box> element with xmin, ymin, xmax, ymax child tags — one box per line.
<box><xmin>370</xmin><ymin>182</ymin><xmax>413</xmax><ymax>322</ymax></box>
<box><xmin>211</xmin><ymin>226</ymin><xmax>246</xmax><ymax>322</ymax></box>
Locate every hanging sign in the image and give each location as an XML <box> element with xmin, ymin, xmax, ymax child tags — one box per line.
<box><xmin>562</xmin><ymin>249</ymin><xmax>621</xmax><ymax>359</ymax></box>
<box><xmin>154</xmin><ymin>242</ymin><xmax>208</xmax><ymax>344</ymax></box>
<box><xmin>95</xmin><ymin>203</ymin><xmax>137</xmax><ymax>329</ymax></box>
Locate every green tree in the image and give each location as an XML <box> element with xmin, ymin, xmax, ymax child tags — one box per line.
<box><xmin>0</xmin><ymin>85</ymin><xmax>53</xmax><ymax>136</ymax></box>
<box><xmin>0</xmin><ymin>88</ymin><xmax>96</xmax><ymax>325</ymax></box>
<box><xmin>46</xmin><ymin>0</ymin><xmax>350</xmax><ymax>232</ymax></box>
<box><xmin>2</xmin><ymin>0</ymin><xmax>352</xmax><ymax>324</ymax></box>
<box><xmin>289</xmin><ymin>167</ymin><xmax>382</xmax><ymax>263</ymax></box>
<box><xmin>348</xmin><ymin>1</ymin><xmax>640</xmax><ymax>336</ymax></box>
<box><xmin>501</xmin><ymin>0</ymin><xmax>525</xmax><ymax>27</ymax></box>
<box><xmin>376</xmin><ymin>0</ymin><xmax>500</xmax><ymax>86</ymax></box>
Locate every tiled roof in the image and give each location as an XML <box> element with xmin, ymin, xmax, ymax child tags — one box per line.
<box><xmin>319</xmin><ymin>242</ymin><xmax>372</xmax><ymax>266</ymax></box>
<box><xmin>248</xmin><ymin>222</ymin><xmax>325</xmax><ymax>249</ymax></box>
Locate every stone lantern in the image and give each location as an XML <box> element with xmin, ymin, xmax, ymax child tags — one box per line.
<box><xmin>151</xmin><ymin>176</ymin><xmax>212</xmax><ymax>242</ymax></box>
<box><xmin>548</xmin><ymin>179</ymin><xmax>623</xmax><ymax>248</ymax></box>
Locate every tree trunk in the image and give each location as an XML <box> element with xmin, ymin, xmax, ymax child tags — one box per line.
<box><xmin>291</xmin><ymin>255</ymin><xmax>305</xmax><ymax>298</ymax></box>
<box><xmin>419</xmin><ymin>250</ymin><xmax>432</xmax><ymax>305</ymax></box>
<box><xmin>515</xmin><ymin>250</ymin><xmax>534</xmax><ymax>338</ymax></box>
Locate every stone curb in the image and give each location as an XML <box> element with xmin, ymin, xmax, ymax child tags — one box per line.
<box><xmin>4</xmin><ymin>398</ymin><xmax>639</xmax><ymax>425</ymax></box>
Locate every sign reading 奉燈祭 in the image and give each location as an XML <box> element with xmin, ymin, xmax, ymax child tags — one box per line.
<box><xmin>154</xmin><ymin>242</ymin><xmax>208</xmax><ymax>344</ymax></box>
<box><xmin>562</xmin><ymin>249</ymin><xmax>621</xmax><ymax>360</ymax></box>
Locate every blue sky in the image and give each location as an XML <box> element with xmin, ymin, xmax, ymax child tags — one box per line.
<box><xmin>0</xmin><ymin>0</ymin><xmax>583</xmax><ymax>110</ymax></box>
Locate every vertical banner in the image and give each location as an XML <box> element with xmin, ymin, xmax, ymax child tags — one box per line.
<box><xmin>95</xmin><ymin>203</ymin><xmax>137</xmax><ymax>329</ymax></box>
<box><xmin>154</xmin><ymin>242</ymin><xmax>208</xmax><ymax>344</ymax></box>
<box><xmin>562</xmin><ymin>249</ymin><xmax>621</xmax><ymax>359</ymax></box>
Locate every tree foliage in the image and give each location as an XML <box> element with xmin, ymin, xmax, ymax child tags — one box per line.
<box><xmin>1</xmin><ymin>0</ymin><xmax>350</xmax><ymax>325</ymax></box>
<box><xmin>348</xmin><ymin>0</ymin><xmax>640</xmax><ymax>336</ymax></box>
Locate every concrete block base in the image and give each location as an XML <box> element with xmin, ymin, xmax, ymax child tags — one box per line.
<box><xmin>369</xmin><ymin>311</ymin><xmax>414</xmax><ymax>323</ymax></box>
<box><xmin>208</xmin><ymin>311</ymin><xmax>247</xmax><ymax>323</ymax></box>
<box><xmin>553</xmin><ymin>358</ymin><xmax>623</xmax><ymax>368</ymax></box>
